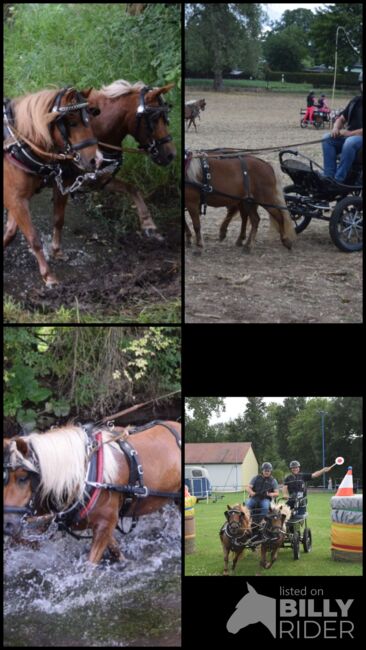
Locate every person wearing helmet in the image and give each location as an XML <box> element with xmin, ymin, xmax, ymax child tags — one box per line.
<box><xmin>283</xmin><ymin>460</ymin><xmax>334</xmax><ymax>513</ymax></box>
<box><xmin>245</xmin><ymin>462</ymin><xmax>279</xmax><ymax>528</ymax></box>
<box><xmin>321</xmin><ymin>71</ymin><xmax>362</xmax><ymax>184</ymax></box>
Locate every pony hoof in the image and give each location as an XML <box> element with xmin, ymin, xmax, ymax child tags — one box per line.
<box><xmin>242</xmin><ymin>246</ymin><xmax>251</xmax><ymax>254</ymax></box>
<box><xmin>44</xmin><ymin>275</ymin><xmax>59</xmax><ymax>287</ymax></box>
<box><xmin>235</xmin><ymin>240</ymin><xmax>243</xmax><ymax>247</ymax></box>
<box><xmin>192</xmin><ymin>248</ymin><xmax>202</xmax><ymax>256</ymax></box>
<box><xmin>143</xmin><ymin>228</ymin><xmax>164</xmax><ymax>242</ymax></box>
<box><xmin>265</xmin><ymin>562</ymin><xmax>272</xmax><ymax>569</ymax></box>
<box><xmin>52</xmin><ymin>249</ymin><xmax>68</xmax><ymax>261</ymax></box>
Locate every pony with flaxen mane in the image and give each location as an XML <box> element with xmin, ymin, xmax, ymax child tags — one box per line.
<box><xmin>4</xmin><ymin>421</ymin><xmax>181</xmax><ymax>564</ymax></box>
<box><xmin>4</xmin><ymin>86</ymin><xmax>101</xmax><ymax>285</ymax></box>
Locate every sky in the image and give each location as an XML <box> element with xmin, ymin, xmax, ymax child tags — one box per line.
<box><xmin>209</xmin><ymin>397</ymin><xmax>286</xmax><ymax>424</ymax></box>
<box><xmin>265</xmin><ymin>3</ymin><xmax>330</xmax><ymax>22</ymax></box>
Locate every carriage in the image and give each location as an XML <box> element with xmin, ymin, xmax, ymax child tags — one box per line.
<box><xmin>280</xmin><ymin>149</ymin><xmax>363</xmax><ymax>252</ymax></box>
<box><xmin>300</xmin><ymin>108</ymin><xmax>332</xmax><ymax>129</ymax></box>
<box><xmin>280</xmin><ymin>494</ymin><xmax>312</xmax><ymax>559</ymax></box>
<box><xmin>220</xmin><ymin>496</ymin><xmax>312</xmax><ymax>573</ymax></box>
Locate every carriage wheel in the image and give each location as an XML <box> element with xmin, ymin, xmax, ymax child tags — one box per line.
<box><xmin>303</xmin><ymin>528</ymin><xmax>312</xmax><ymax>553</ymax></box>
<box><xmin>284</xmin><ymin>185</ymin><xmax>312</xmax><ymax>233</ymax></box>
<box><xmin>329</xmin><ymin>195</ymin><xmax>363</xmax><ymax>252</ymax></box>
<box><xmin>300</xmin><ymin>118</ymin><xmax>308</xmax><ymax>128</ymax></box>
<box><xmin>292</xmin><ymin>531</ymin><xmax>300</xmax><ymax>560</ymax></box>
<box><xmin>314</xmin><ymin>116</ymin><xmax>323</xmax><ymax>129</ymax></box>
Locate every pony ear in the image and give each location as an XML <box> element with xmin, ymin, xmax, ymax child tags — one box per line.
<box><xmin>15</xmin><ymin>438</ymin><xmax>29</xmax><ymax>456</ymax></box>
<box><xmin>81</xmin><ymin>87</ymin><xmax>93</xmax><ymax>98</ymax></box>
<box><xmin>148</xmin><ymin>83</ymin><xmax>174</xmax><ymax>100</ymax></box>
<box><xmin>227</xmin><ymin>504</ymin><xmax>232</xmax><ymax>511</ymax></box>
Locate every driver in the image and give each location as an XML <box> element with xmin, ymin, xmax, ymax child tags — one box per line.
<box><xmin>321</xmin><ymin>71</ymin><xmax>363</xmax><ymax>184</ymax></box>
<box><xmin>283</xmin><ymin>460</ymin><xmax>334</xmax><ymax>514</ymax></box>
<box><xmin>245</xmin><ymin>462</ymin><xmax>279</xmax><ymax>524</ymax></box>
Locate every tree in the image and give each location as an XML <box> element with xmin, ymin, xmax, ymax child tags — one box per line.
<box><xmin>185</xmin><ymin>3</ymin><xmax>263</xmax><ymax>90</ymax></box>
<box><xmin>185</xmin><ymin>397</ymin><xmax>226</xmax><ymax>441</ymax></box>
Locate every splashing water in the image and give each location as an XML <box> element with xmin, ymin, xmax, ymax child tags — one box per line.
<box><xmin>4</xmin><ymin>505</ymin><xmax>181</xmax><ymax>647</ymax></box>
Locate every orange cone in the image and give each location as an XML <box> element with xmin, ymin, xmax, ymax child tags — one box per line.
<box><xmin>335</xmin><ymin>466</ymin><xmax>354</xmax><ymax>496</ymax></box>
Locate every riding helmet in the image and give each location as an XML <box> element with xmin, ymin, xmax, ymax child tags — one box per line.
<box><xmin>289</xmin><ymin>460</ymin><xmax>301</xmax><ymax>469</ymax></box>
<box><xmin>261</xmin><ymin>462</ymin><xmax>273</xmax><ymax>471</ymax></box>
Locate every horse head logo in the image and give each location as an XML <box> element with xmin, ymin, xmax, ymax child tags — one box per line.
<box><xmin>227</xmin><ymin>582</ymin><xmax>276</xmax><ymax>638</ymax></box>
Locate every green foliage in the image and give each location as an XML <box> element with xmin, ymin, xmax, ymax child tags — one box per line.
<box><xmin>4</xmin><ymin>326</ymin><xmax>181</xmax><ymax>429</ymax></box>
<box><xmin>4</xmin><ymin>3</ymin><xmax>181</xmax><ymax>188</ymax></box>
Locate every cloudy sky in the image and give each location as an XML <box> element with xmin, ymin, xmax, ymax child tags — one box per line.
<box><xmin>209</xmin><ymin>397</ymin><xmax>286</xmax><ymax>424</ymax></box>
<box><xmin>265</xmin><ymin>3</ymin><xmax>332</xmax><ymax>23</ymax></box>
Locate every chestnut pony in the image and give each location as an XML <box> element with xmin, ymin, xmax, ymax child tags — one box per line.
<box><xmin>185</xmin><ymin>151</ymin><xmax>296</xmax><ymax>252</ymax></box>
<box><xmin>260</xmin><ymin>503</ymin><xmax>291</xmax><ymax>569</ymax></box>
<box><xmin>4</xmin><ymin>421</ymin><xmax>181</xmax><ymax>564</ymax></box>
<box><xmin>50</xmin><ymin>80</ymin><xmax>176</xmax><ymax>264</ymax></box>
<box><xmin>3</xmin><ymin>87</ymin><xmax>101</xmax><ymax>286</ymax></box>
<box><xmin>219</xmin><ymin>503</ymin><xmax>252</xmax><ymax>576</ymax></box>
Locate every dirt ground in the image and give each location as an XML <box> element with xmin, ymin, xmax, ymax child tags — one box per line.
<box><xmin>185</xmin><ymin>90</ymin><xmax>362</xmax><ymax>323</ymax></box>
<box><xmin>4</xmin><ymin>187</ymin><xmax>180</xmax><ymax>320</ymax></box>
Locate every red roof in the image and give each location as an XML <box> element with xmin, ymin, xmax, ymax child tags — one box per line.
<box><xmin>185</xmin><ymin>442</ymin><xmax>253</xmax><ymax>464</ymax></box>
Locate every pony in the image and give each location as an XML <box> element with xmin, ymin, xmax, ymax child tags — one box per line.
<box><xmin>185</xmin><ymin>98</ymin><xmax>206</xmax><ymax>131</ymax></box>
<box><xmin>3</xmin><ymin>86</ymin><xmax>102</xmax><ymax>286</ymax></box>
<box><xmin>260</xmin><ymin>503</ymin><xmax>291</xmax><ymax>569</ymax></box>
<box><xmin>185</xmin><ymin>151</ymin><xmax>296</xmax><ymax>252</ymax></box>
<box><xmin>50</xmin><ymin>80</ymin><xmax>176</xmax><ymax>264</ymax></box>
<box><xmin>219</xmin><ymin>503</ymin><xmax>251</xmax><ymax>576</ymax></box>
<box><xmin>227</xmin><ymin>582</ymin><xmax>276</xmax><ymax>637</ymax></box>
<box><xmin>3</xmin><ymin>420</ymin><xmax>181</xmax><ymax>564</ymax></box>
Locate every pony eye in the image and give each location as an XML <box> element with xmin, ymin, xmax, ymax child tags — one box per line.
<box><xmin>17</xmin><ymin>475</ymin><xmax>30</xmax><ymax>485</ymax></box>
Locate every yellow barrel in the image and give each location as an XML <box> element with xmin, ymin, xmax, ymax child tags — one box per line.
<box><xmin>331</xmin><ymin>495</ymin><xmax>362</xmax><ymax>563</ymax></box>
<box><xmin>185</xmin><ymin>495</ymin><xmax>197</xmax><ymax>554</ymax></box>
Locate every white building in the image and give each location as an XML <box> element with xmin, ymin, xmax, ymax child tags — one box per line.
<box><xmin>185</xmin><ymin>442</ymin><xmax>258</xmax><ymax>492</ymax></box>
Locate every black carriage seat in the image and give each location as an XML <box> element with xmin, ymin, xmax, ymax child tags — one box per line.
<box><xmin>287</xmin><ymin>495</ymin><xmax>308</xmax><ymax>523</ymax></box>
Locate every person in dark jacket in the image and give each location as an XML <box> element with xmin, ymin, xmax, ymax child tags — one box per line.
<box><xmin>283</xmin><ymin>460</ymin><xmax>334</xmax><ymax>515</ymax></box>
<box><xmin>245</xmin><ymin>462</ymin><xmax>279</xmax><ymax>523</ymax></box>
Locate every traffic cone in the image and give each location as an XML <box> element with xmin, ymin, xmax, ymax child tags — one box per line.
<box><xmin>335</xmin><ymin>466</ymin><xmax>354</xmax><ymax>496</ymax></box>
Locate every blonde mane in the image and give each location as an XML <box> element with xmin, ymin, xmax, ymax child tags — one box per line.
<box><xmin>100</xmin><ymin>79</ymin><xmax>146</xmax><ymax>99</ymax></box>
<box><xmin>14</xmin><ymin>425</ymin><xmax>121</xmax><ymax>510</ymax></box>
<box><xmin>12</xmin><ymin>88</ymin><xmax>64</xmax><ymax>150</ymax></box>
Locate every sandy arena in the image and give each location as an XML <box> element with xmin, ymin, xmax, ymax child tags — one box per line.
<box><xmin>185</xmin><ymin>90</ymin><xmax>362</xmax><ymax>323</ymax></box>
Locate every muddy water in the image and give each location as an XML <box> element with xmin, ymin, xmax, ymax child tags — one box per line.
<box><xmin>4</xmin><ymin>505</ymin><xmax>181</xmax><ymax>647</ymax></box>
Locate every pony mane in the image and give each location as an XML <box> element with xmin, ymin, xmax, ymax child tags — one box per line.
<box><xmin>17</xmin><ymin>425</ymin><xmax>121</xmax><ymax>510</ymax></box>
<box><xmin>270</xmin><ymin>502</ymin><xmax>292</xmax><ymax>521</ymax></box>
<box><xmin>100</xmin><ymin>79</ymin><xmax>146</xmax><ymax>98</ymax></box>
<box><xmin>12</xmin><ymin>88</ymin><xmax>65</xmax><ymax>150</ymax></box>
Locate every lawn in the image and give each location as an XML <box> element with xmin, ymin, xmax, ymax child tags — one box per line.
<box><xmin>184</xmin><ymin>492</ymin><xmax>363</xmax><ymax>577</ymax></box>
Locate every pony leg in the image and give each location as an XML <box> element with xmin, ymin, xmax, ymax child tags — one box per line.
<box><xmin>219</xmin><ymin>205</ymin><xmax>239</xmax><ymax>242</ymax></box>
<box><xmin>89</xmin><ymin>521</ymin><xmax>119</xmax><ymax>564</ymax></box>
<box><xmin>51</xmin><ymin>187</ymin><xmax>68</xmax><ymax>259</ymax></box>
<box><xmin>185</xmin><ymin>218</ymin><xmax>192</xmax><ymax>247</ymax></box>
<box><xmin>3</xmin><ymin>213</ymin><xmax>18</xmax><ymax>247</ymax></box>
<box><xmin>107</xmin><ymin>535</ymin><xmax>125</xmax><ymax>562</ymax></box>
<box><xmin>4</xmin><ymin>203</ymin><xmax>58</xmax><ymax>286</ymax></box>
<box><xmin>187</xmin><ymin>207</ymin><xmax>203</xmax><ymax>248</ymax></box>
<box><xmin>243</xmin><ymin>207</ymin><xmax>260</xmax><ymax>253</ymax></box>
<box><xmin>102</xmin><ymin>177</ymin><xmax>163</xmax><ymax>240</ymax></box>
<box><xmin>232</xmin><ymin>550</ymin><xmax>244</xmax><ymax>572</ymax></box>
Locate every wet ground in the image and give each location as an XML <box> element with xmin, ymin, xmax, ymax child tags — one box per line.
<box><xmin>4</xmin><ymin>504</ymin><xmax>181</xmax><ymax>647</ymax></box>
<box><xmin>4</xmin><ymin>187</ymin><xmax>181</xmax><ymax>320</ymax></box>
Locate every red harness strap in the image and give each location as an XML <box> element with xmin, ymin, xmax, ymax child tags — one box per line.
<box><xmin>78</xmin><ymin>432</ymin><xmax>104</xmax><ymax>520</ymax></box>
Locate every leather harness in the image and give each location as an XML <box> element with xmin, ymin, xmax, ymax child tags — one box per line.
<box><xmin>4</xmin><ymin>420</ymin><xmax>181</xmax><ymax>538</ymax></box>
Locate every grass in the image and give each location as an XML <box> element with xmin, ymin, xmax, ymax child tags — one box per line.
<box><xmin>3</xmin><ymin>296</ymin><xmax>181</xmax><ymax>324</ymax></box>
<box><xmin>184</xmin><ymin>492</ymin><xmax>363</xmax><ymax>577</ymax></box>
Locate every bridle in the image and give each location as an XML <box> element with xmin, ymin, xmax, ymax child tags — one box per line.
<box><xmin>135</xmin><ymin>86</ymin><xmax>172</xmax><ymax>161</ymax></box>
<box><xmin>3</xmin><ymin>462</ymin><xmax>40</xmax><ymax>519</ymax></box>
<box><xmin>51</xmin><ymin>86</ymin><xmax>98</xmax><ymax>161</ymax></box>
